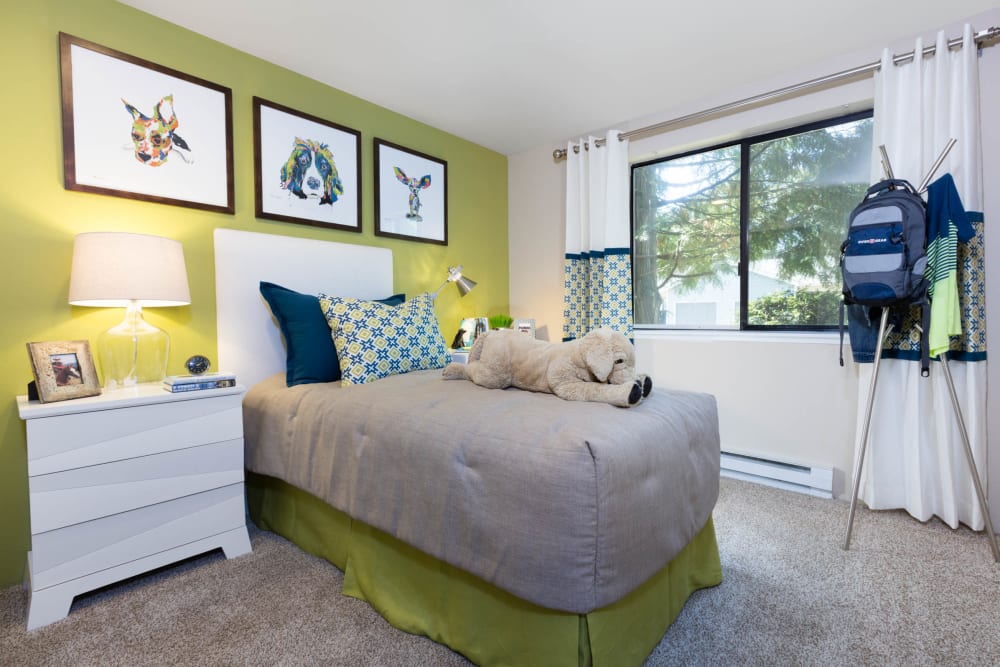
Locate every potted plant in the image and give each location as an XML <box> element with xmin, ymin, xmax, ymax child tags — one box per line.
<box><xmin>488</xmin><ymin>314</ymin><xmax>513</xmax><ymax>330</ymax></box>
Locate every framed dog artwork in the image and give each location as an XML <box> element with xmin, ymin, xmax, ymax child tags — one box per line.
<box><xmin>374</xmin><ymin>139</ymin><xmax>448</xmax><ymax>245</ymax></box>
<box><xmin>253</xmin><ymin>98</ymin><xmax>361</xmax><ymax>232</ymax></box>
<box><xmin>58</xmin><ymin>33</ymin><xmax>234</xmax><ymax>213</ymax></box>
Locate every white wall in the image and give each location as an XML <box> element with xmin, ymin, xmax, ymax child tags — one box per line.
<box><xmin>633</xmin><ymin>332</ymin><xmax>857</xmax><ymax>492</ymax></box>
<box><xmin>507</xmin><ymin>143</ymin><xmax>565</xmax><ymax>343</ymax></box>
<box><xmin>509</xmin><ymin>9</ymin><xmax>1000</xmax><ymax>511</ymax></box>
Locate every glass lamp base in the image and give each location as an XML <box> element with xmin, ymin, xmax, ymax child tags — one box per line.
<box><xmin>98</xmin><ymin>303</ymin><xmax>170</xmax><ymax>389</ymax></box>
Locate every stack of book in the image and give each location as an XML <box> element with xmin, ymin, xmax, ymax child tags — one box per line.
<box><xmin>163</xmin><ymin>373</ymin><xmax>237</xmax><ymax>393</ymax></box>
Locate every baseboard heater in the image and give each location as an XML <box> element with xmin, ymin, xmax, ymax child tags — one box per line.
<box><xmin>720</xmin><ymin>451</ymin><xmax>834</xmax><ymax>499</ymax></box>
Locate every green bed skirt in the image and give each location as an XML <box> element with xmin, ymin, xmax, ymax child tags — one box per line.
<box><xmin>246</xmin><ymin>473</ymin><xmax>722</xmax><ymax>667</ymax></box>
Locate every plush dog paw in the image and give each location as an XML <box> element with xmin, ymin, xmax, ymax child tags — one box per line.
<box><xmin>628</xmin><ymin>380</ymin><xmax>643</xmax><ymax>405</ymax></box>
<box><xmin>441</xmin><ymin>363</ymin><xmax>468</xmax><ymax>380</ymax></box>
<box><xmin>641</xmin><ymin>374</ymin><xmax>652</xmax><ymax>398</ymax></box>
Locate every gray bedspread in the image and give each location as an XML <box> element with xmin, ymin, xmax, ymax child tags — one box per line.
<box><xmin>243</xmin><ymin>370</ymin><xmax>720</xmax><ymax>613</ymax></box>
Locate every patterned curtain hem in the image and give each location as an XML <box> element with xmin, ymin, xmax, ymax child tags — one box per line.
<box><xmin>563</xmin><ymin>248</ymin><xmax>633</xmax><ymax>341</ymax></box>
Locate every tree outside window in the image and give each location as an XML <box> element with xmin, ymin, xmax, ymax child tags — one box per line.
<box><xmin>632</xmin><ymin>112</ymin><xmax>873</xmax><ymax>330</ymax></box>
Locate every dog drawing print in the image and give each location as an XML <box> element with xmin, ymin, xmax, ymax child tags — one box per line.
<box><xmin>393</xmin><ymin>167</ymin><xmax>431</xmax><ymax>220</ymax></box>
<box><xmin>279</xmin><ymin>138</ymin><xmax>343</xmax><ymax>205</ymax></box>
<box><xmin>122</xmin><ymin>95</ymin><xmax>190</xmax><ymax>166</ymax></box>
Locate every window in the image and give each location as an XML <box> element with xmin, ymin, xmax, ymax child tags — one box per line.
<box><xmin>632</xmin><ymin>111</ymin><xmax>873</xmax><ymax>330</ymax></box>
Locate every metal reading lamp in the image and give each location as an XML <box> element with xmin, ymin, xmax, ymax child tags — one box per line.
<box><xmin>429</xmin><ymin>265</ymin><xmax>477</xmax><ymax>299</ymax></box>
<box><xmin>429</xmin><ymin>265</ymin><xmax>479</xmax><ymax>350</ymax></box>
<box><xmin>68</xmin><ymin>232</ymin><xmax>191</xmax><ymax>389</ymax></box>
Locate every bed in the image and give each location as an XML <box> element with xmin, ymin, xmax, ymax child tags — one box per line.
<box><xmin>214</xmin><ymin>228</ymin><xmax>722</xmax><ymax>666</ymax></box>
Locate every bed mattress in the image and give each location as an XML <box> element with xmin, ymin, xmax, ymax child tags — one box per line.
<box><xmin>243</xmin><ymin>370</ymin><xmax>720</xmax><ymax>613</ymax></box>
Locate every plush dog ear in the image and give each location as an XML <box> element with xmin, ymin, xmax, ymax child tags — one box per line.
<box><xmin>582</xmin><ymin>333</ymin><xmax>614</xmax><ymax>382</ymax></box>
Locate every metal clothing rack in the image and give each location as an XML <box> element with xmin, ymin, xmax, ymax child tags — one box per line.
<box><xmin>843</xmin><ymin>142</ymin><xmax>1000</xmax><ymax>562</ymax></box>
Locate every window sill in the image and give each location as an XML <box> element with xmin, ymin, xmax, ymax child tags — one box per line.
<box><xmin>634</xmin><ymin>328</ymin><xmax>842</xmax><ymax>345</ymax></box>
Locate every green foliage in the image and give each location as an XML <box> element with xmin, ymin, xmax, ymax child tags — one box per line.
<box><xmin>489</xmin><ymin>314</ymin><xmax>513</xmax><ymax>329</ymax></box>
<box><xmin>634</xmin><ymin>117</ymin><xmax>872</xmax><ymax>326</ymax></box>
<box><xmin>634</xmin><ymin>145</ymin><xmax>741</xmax><ymax>323</ymax></box>
<box><xmin>747</xmin><ymin>289</ymin><xmax>842</xmax><ymax>326</ymax></box>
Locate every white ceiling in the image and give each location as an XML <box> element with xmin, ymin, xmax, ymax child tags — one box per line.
<box><xmin>118</xmin><ymin>0</ymin><xmax>998</xmax><ymax>155</ymax></box>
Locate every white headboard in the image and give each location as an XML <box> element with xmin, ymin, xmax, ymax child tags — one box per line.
<box><xmin>213</xmin><ymin>228</ymin><xmax>393</xmax><ymax>389</ymax></box>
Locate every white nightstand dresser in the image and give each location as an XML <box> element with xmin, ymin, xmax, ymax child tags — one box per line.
<box><xmin>16</xmin><ymin>383</ymin><xmax>252</xmax><ymax>630</ymax></box>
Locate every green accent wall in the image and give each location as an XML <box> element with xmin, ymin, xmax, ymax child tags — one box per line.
<box><xmin>0</xmin><ymin>0</ymin><xmax>508</xmax><ymax>587</ymax></box>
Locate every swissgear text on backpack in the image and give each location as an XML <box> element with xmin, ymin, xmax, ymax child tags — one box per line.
<box><xmin>839</xmin><ymin>178</ymin><xmax>930</xmax><ymax>375</ymax></box>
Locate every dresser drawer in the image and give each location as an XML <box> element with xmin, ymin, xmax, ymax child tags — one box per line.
<box><xmin>29</xmin><ymin>439</ymin><xmax>244</xmax><ymax>533</ymax></box>
<box><xmin>26</xmin><ymin>394</ymin><xmax>243</xmax><ymax>476</ymax></box>
<box><xmin>30</xmin><ymin>483</ymin><xmax>246</xmax><ymax>590</ymax></box>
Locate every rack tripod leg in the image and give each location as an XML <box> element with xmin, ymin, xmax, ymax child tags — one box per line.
<box><xmin>844</xmin><ymin>307</ymin><xmax>893</xmax><ymax>550</ymax></box>
<box><xmin>936</xmin><ymin>353</ymin><xmax>1000</xmax><ymax>562</ymax></box>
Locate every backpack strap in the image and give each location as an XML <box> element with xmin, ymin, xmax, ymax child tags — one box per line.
<box><xmin>920</xmin><ymin>302</ymin><xmax>931</xmax><ymax>377</ymax></box>
<box><xmin>839</xmin><ymin>300</ymin><xmax>846</xmax><ymax>367</ymax></box>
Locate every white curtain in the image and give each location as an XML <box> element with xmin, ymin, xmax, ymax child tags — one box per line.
<box><xmin>857</xmin><ymin>25</ymin><xmax>988</xmax><ymax>529</ymax></box>
<box><xmin>563</xmin><ymin>129</ymin><xmax>632</xmax><ymax>340</ymax></box>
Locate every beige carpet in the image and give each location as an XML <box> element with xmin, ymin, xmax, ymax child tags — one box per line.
<box><xmin>3</xmin><ymin>477</ymin><xmax>999</xmax><ymax>666</ymax></box>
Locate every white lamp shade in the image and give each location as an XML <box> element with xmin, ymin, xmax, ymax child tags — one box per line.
<box><xmin>69</xmin><ymin>232</ymin><xmax>191</xmax><ymax>307</ymax></box>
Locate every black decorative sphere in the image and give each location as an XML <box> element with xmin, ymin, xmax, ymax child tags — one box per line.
<box><xmin>185</xmin><ymin>355</ymin><xmax>211</xmax><ymax>375</ymax></box>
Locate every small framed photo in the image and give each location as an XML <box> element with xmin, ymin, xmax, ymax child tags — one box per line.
<box><xmin>59</xmin><ymin>33</ymin><xmax>234</xmax><ymax>213</ymax></box>
<box><xmin>26</xmin><ymin>340</ymin><xmax>102</xmax><ymax>403</ymax></box>
<box><xmin>514</xmin><ymin>319</ymin><xmax>536</xmax><ymax>338</ymax></box>
<box><xmin>254</xmin><ymin>97</ymin><xmax>361</xmax><ymax>232</ymax></box>
<box><xmin>374</xmin><ymin>138</ymin><xmax>447</xmax><ymax>245</ymax></box>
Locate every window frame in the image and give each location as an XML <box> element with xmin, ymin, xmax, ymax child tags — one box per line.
<box><xmin>630</xmin><ymin>108</ymin><xmax>874</xmax><ymax>332</ymax></box>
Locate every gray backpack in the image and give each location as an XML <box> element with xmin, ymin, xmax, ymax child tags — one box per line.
<box><xmin>841</xmin><ymin>179</ymin><xmax>928</xmax><ymax>305</ymax></box>
<box><xmin>839</xmin><ymin>179</ymin><xmax>930</xmax><ymax>374</ymax></box>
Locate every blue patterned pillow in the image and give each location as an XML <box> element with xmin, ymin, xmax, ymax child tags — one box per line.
<box><xmin>260</xmin><ymin>282</ymin><xmax>405</xmax><ymax>386</ymax></box>
<box><xmin>318</xmin><ymin>292</ymin><xmax>450</xmax><ymax>385</ymax></box>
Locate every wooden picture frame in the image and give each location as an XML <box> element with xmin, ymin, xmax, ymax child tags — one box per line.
<box><xmin>59</xmin><ymin>32</ymin><xmax>234</xmax><ymax>213</ymax></box>
<box><xmin>27</xmin><ymin>340</ymin><xmax>101</xmax><ymax>403</ymax></box>
<box><xmin>374</xmin><ymin>138</ymin><xmax>448</xmax><ymax>245</ymax></box>
<box><xmin>254</xmin><ymin>97</ymin><xmax>362</xmax><ymax>232</ymax></box>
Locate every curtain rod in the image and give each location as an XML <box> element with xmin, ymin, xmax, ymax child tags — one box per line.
<box><xmin>552</xmin><ymin>25</ymin><xmax>1000</xmax><ymax>161</ymax></box>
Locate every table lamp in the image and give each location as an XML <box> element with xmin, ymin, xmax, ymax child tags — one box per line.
<box><xmin>430</xmin><ymin>265</ymin><xmax>477</xmax><ymax>299</ymax></box>
<box><xmin>69</xmin><ymin>232</ymin><xmax>191</xmax><ymax>389</ymax></box>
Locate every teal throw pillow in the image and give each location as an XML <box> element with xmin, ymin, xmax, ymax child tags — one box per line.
<box><xmin>318</xmin><ymin>292</ymin><xmax>450</xmax><ymax>385</ymax></box>
<box><xmin>260</xmin><ymin>281</ymin><xmax>404</xmax><ymax>386</ymax></box>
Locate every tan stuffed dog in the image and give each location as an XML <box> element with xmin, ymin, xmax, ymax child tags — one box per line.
<box><xmin>442</xmin><ymin>328</ymin><xmax>652</xmax><ymax>407</ymax></box>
